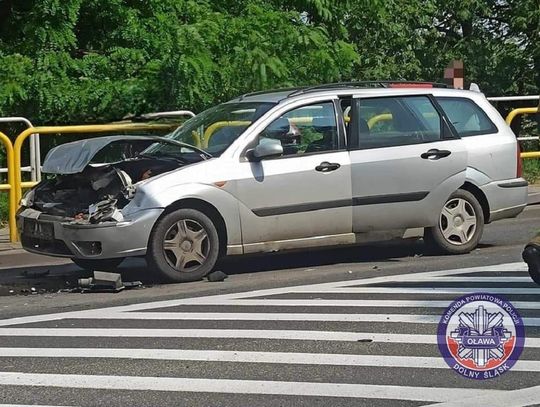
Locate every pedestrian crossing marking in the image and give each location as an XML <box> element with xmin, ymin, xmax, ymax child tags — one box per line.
<box><xmin>51</xmin><ymin>311</ymin><xmax>540</xmax><ymax>325</ymax></box>
<box><xmin>423</xmin><ymin>384</ymin><xmax>540</xmax><ymax>407</ymax></box>
<box><xmin>0</xmin><ymin>348</ymin><xmax>538</xmax><ymax>371</ymax></box>
<box><xmin>0</xmin><ymin>372</ymin><xmax>504</xmax><ymax>402</ymax></box>
<box><xmin>0</xmin><ymin>261</ymin><xmax>538</xmax><ymax>406</ymax></box>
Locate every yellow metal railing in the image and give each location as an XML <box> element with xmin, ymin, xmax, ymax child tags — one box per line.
<box><xmin>506</xmin><ymin>107</ymin><xmax>539</xmax><ymax>159</ymax></box>
<box><xmin>8</xmin><ymin>123</ymin><xmax>175</xmax><ymax>242</ymax></box>
<box><xmin>201</xmin><ymin>121</ymin><xmax>251</xmax><ymax>149</ymax></box>
<box><xmin>0</xmin><ymin>131</ymin><xmax>16</xmax><ymax>242</ymax></box>
<box><xmin>506</xmin><ymin>107</ymin><xmax>538</xmax><ymax>126</ymax></box>
<box><xmin>13</xmin><ymin>124</ymin><xmax>174</xmax><ymax>205</ymax></box>
<box><xmin>368</xmin><ymin>113</ymin><xmax>393</xmax><ymax>128</ymax></box>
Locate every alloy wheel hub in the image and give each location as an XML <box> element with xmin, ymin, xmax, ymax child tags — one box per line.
<box><xmin>439</xmin><ymin>198</ymin><xmax>477</xmax><ymax>246</ymax></box>
<box><xmin>163</xmin><ymin>219</ymin><xmax>209</xmax><ymax>272</ymax></box>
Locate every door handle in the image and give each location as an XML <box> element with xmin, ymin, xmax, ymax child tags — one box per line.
<box><xmin>315</xmin><ymin>161</ymin><xmax>341</xmax><ymax>172</ymax></box>
<box><xmin>421</xmin><ymin>149</ymin><xmax>451</xmax><ymax>160</ymax></box>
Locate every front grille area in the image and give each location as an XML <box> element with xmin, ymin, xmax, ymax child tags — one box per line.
<box><xmin>21</xmin><ymin>235</ymin><xmax>73</xmax><ymax>256</ymax></box>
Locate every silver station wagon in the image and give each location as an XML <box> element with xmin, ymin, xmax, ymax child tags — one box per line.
<box><xmin>17</xmin><ymin>82</ymin><xmax>528</xmax><ymax>282</ymax></box>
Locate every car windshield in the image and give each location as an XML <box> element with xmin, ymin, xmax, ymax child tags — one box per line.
<box><xmin>144</xmin><ymin>102</ymin><xmax>275</xmax><ymax>158</ymax></box>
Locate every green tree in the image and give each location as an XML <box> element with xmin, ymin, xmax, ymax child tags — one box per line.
<box><xmin>0</xmin><ymin>0</ymin><xmax>537</xmax><ymax>127</ymax></box>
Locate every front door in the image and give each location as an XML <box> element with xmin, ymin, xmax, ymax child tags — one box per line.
<box><xmin>234</xmin><ymin>100</ymin><xmax>353</xmax><ymax>250</ymax></box>
<box><xmin>348</xmin><ymin>95</ymin><xmax>467</xmax><ymax>232</ymax></box>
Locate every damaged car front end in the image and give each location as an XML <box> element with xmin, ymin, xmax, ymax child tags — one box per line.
<box><xmin>17</xmin><ymin>135</ymin><xmax>210</xmax><ymax>267</ymax></box>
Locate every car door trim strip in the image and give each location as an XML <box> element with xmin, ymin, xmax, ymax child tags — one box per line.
<box><xmin>252</xmin><ymin>192</ymin><xmax>428</xmax><ymax>216</ymax></box>
<box><xmin>352</xmin><ymin>191</ymin><xmax>428</xmax><ymax>206</ymax></box>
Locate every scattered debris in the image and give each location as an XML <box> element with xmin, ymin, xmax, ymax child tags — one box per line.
<box><xmin>77</xmin><ymin>278</ymin><xmax>93</xmax><ymax>289</ymax></box>
<box><xmin>75</xmin><ymin>271</ymin><xmax>144</xmax><ymax>293</ymax></box>
<box><xmin>124</xmin><ymin>281</ymin><xmax>143</xmax><ymax>289</ymax></box>
<box><xmin>77</xmin><ymin>271</ymin><xmax>124</xmax><ymax>293</ymax></box>
<box><xmin>207</xmin><ymin>270</ymin><xmax>228</xmax><ymax>282</ymax></box>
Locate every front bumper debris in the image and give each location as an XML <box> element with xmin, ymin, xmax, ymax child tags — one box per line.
<box><xmin>17</xmin><ymin>207</ymin><xmax>163</xmax><ymax>259</ymax></box>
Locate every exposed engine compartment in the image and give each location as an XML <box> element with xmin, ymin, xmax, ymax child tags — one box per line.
<box><xmin>31</xmin><ymin>157</ymin><xmax>180</xmax><ymax>221</ymax></box>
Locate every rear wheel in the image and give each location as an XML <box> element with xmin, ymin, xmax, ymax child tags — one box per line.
<box><xmin>146</xmin><ymin>208</ymin><xmax>220</xmax><ymax>283</ymax></box>
<box><xmin>72</xmin><ymin>257</ymin><xmax>125</xmax><ymax>271</ymax></box>
<box><xmin>424</xmin><ymin>189</ymin><xmax>484</xmax><ymax>254</ymax></box>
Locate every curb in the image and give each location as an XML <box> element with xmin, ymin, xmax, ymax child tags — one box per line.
<box><xmin>527</xmin><ymin>192</ymin><xmax>540</xmax><ymax>205</ymax></box>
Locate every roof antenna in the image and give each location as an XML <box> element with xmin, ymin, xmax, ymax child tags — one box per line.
<box><xmin>469</xmin><ymin>83</ymin><xmax>481</xmax><ymax>92</ymax></box>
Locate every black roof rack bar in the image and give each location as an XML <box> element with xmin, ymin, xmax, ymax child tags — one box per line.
<box><xmin>237</xmin><ymin>81</ymin><xmax>451</xmax><ymax>101</ymax></box>
<box><xmin>238</xmin><ymin>86</ymin><xmax>305</xmax><ymax>101</ymax></box>
<box><xmin>287</xmin><ymin>81</ymin><xmax>451</xmax><ymax>97</ymax></box>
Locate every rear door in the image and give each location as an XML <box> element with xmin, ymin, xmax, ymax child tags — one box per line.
<box><xmin>348</xmin><ymin>95</ymin><xmax>467</xmax><ymax>232</ymax></box>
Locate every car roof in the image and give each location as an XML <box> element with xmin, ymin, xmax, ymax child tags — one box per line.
<box><xmin>227</xmin><ymin>83</ymin><xmax>482</xmax><ymax>104</ymax></box>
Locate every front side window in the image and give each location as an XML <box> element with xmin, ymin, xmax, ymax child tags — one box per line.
<box><xmin>436</xmin><ymin>97</ymin><xmax>497</xmax><ymax>137</ymax></box>
<box><xmin>355</xmin><ymin>96</ymin><xmax>442</xmax><ymax>149</ymax></box>
<box><xmin>255</xmin><ymin>102</ymin><xmax>339</xmax><ymax>156</ymax></box>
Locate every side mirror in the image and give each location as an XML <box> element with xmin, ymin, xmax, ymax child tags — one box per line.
<box><xmin>246</xmin><ymin>141</ymin><xmax>284</xmax><ymax>162</ymax></box>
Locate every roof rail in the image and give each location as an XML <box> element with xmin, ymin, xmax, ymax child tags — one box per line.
<box><xmin>287</xmin><ymin>81</ymin><xmax>451</xmax><ymax>97</ymax></box>
<box><xmin>236</xmin><ymin>81</ymin><xmax>451</xmax><ymax>101</ymax></box>
<box><xmin>238</xmin><ymin>87</ymin><xmax>304</xmax><ymax>101</ymax></box>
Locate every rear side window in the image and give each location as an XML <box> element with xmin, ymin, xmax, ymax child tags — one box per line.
<box><xmin>436</xmin><ymin>97</ymin><xmax>497</xmax><ymax>137</ymax></box>
<box><xmin>354</xmin><ymin>96</ymin><xmax>442</xmax><ymax>149</ymax></box>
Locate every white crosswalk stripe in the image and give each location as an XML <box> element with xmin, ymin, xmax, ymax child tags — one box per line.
<box><xmin>0</xmin><ymin>371</ymin><xmax>504</xmax><ymax>402</ymax></box>
<box><xmin>0</xmin><ymin>261</ymin><xmax>539</xmax><ymax>406</ymax></box>
<box><xmin>0</xmin><ymin>348</ymin><xmax>539</xmax><ymax>371</ymax></box>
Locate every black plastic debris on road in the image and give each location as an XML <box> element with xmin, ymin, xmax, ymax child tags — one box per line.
<box><xmin>76</xmin><ymin>271</ymin><xmax>143</xmax><ymax>293</ymax></box>
<box><xmin>207</xmin><ymin>270</ymin><xmax>228</xmax><ymax>282</ymax></box>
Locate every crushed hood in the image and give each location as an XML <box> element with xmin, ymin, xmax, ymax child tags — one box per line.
<box><xmin>42</xmin><ymin>135</ymin><xmax>190</xmax><ymax>174</ymax></box>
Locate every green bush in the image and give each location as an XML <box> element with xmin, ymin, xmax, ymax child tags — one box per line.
<box><xmin>523</xmin><ymin>159</ymin><xmax>540</xmax><ymax>184</ymax></box>
<box><xmin>0</xmin><ymin>192</ymin><xmax>9</xmax><ymax>226</ymax></box>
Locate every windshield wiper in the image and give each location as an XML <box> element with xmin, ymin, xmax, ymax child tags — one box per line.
<box><xmin>161</xmin><ymin>139</ymin><xmax>213</xmax><ymax>159</ymax></box>
<box><xmin>136</xmin><ymin>152</ymin><xmax>189</xmax><ymax>165</ymax></box>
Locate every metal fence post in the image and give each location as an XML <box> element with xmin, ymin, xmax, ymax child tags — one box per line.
<box><xmin>0</xmin><ymin>132</ymin><xmax>16</xmax><ymax>242</ymax></box>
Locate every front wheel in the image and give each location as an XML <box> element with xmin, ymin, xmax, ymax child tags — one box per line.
<box><xmin>424</xmin><ymin>189</ymin><xmax>484</xmax><ymax>254</ymax></box>
<box><xmin>146</xmin><ymin>208</ymin><xmax>220</xmax><ymax>283</ymax></box>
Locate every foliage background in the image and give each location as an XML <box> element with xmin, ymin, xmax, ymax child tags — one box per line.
<box><xmin>0</xmin><ymin>0</ymin><xmax>538</xmax><ymax>125</ymax></box>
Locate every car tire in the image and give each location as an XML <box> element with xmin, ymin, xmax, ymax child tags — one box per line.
<box><xmin>424</xmin><ymin>189</ymin><xmax>484</xmax><ymax>255</ymax></box>
<box><xmin>146</xmin><ymin>208</ymin><xmax>220</xmax><ymax>283</ymax></box>
<box><xmin>522</xmin><ymin>245</ymin><xmax>540</xmax><ymax>285</ymax></box>
<box><xmin>72</xmin><ymin>257</ymin><xmax>125</xmax><ymax>271</ymax></box>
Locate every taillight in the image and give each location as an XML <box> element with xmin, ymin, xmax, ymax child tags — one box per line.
<box><xmin>517</xmin><ymin>142</ymin><xmax>523</xmax><ymax>178</ymax></box>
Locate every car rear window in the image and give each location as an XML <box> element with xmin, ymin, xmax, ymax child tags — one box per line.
<box><xmin>354</xmin><ymin>96</ymin><xmax>442</xmax><ymax>149</ymax></box>
<box><xmin>436</xmin><ymin>97</ymin><xmax>497</xmax><ymax>137</ymax></box>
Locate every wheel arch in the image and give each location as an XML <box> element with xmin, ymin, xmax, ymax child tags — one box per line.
<box><xmin>460</xmin><ymin>182</ymin><xmax>490</xmax><ymax>223</ymax></box>
<box><xmin>161</xmin><ymin>198</ymin><xmax>229</xmax><ymax>258</ymax></box>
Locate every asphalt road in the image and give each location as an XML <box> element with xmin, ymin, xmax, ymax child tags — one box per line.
<box><xmin>0</xmin><ymin>207</ymin><xmax>539</xmax><ymax>406</ymax></box>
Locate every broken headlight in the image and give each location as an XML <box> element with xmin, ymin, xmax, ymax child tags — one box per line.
<box><xmin>88</xmin><ymin>196</ymin><xmax>124</xmax><ymax>223</ymax></box>
<box><xmin>20</xmin><ymin>189</ymin><xmax>35</xmax><ymax>207</ymax></box>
